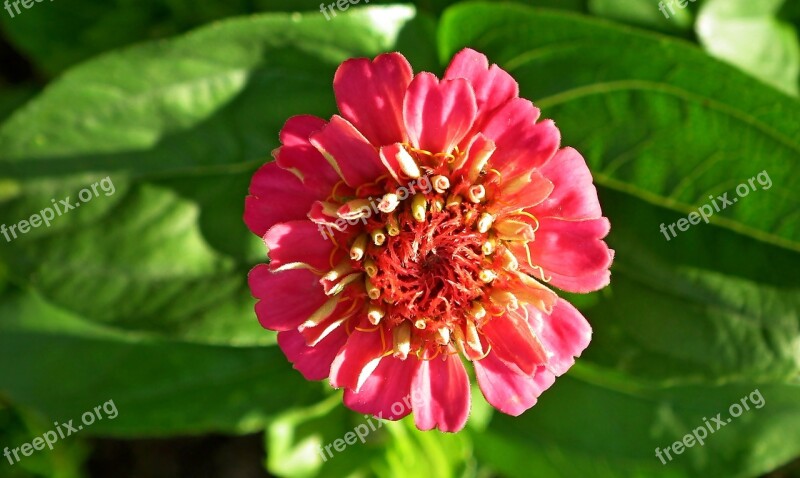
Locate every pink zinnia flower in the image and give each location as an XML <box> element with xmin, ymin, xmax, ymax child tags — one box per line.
<box><xmin>245</xmin><ymin>49</ymin><xmax>613</xmax><ymax>432</ymax></box>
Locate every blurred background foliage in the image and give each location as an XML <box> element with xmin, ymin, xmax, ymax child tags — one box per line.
<box><xmin>0</xmin><ymin>0</ymin><xmax>798</xmax><ymax>477</ymax></box>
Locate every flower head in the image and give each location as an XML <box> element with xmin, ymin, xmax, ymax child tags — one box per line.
<box><xmin>245</xmin><ymin>49</ymin><xmax>613</xmax><ymax>432</ymax></box>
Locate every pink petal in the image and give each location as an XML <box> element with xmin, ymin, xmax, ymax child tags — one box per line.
<box><xmin>527</xmin><ymin>299</ymin><xmax>592</xmax><ymax>376</ymax></box>
<box><xmin>544</xmin><ymin>262</ymin><xmax>613</xmax><ymax>293</ymax></box>
<box><xmin>277</xmin><ymin>325</ymin><xmax>348</xmax><ymax>381</ymax></box>
<box><xmin>474</xmin><ymin>352</ymin><xmax>555</xmax><ymax>416</ymax></box>
<box><xmin>403</xmin><ymin>72</ymin><xmax>477</xmax><ymax>154</ymax></box>
<box><xmin>244</xmin><ymin>163</ymin><xmax>319</xmax><ymax>237</ymax></box>
<box><xmin>265</xmin><ymin>220</ymin><xmax>336</xmax><ymax>272</ymax></box>
<box><xmin>276</xmin><ymin>115</ymin><xmax>341</xmax><ymax>197</ymax></box>
<box><xmin>412</xmin><ymin>353</ymin><xmax>471</xmax><ymax>432</ymax></box>
<box><xmin>480</xmin><ymin>311</ymin><xmax>548</xmax><ymax>375</ymax></box>
<box><xmin>481</xmin><ymin>98</ymin><xmax>559</xmax><ymax>174</ymax></box>
<box><xmin>309</xmin><ymin>115</ymin><xmax>386</xmax><ymax>188</ymax></box>
<box><xmin>343</xmin><ymin>355</ymin><xmax>419</xmax><ymax>420</ymax></box>
<box><xmin>334</xmin><ymin>53</ymin><xmax>413</xmax><ymax>146</ymax></box>
<box><xmin>248</xmin><ymin>265</ymin><xmax>328</xmax><ymax>331</ymax></box>
<box><xmin>329</xmin><ymin>320</ymin><xmax>389</xmax><ymax>391</ymax></box>
<box><xmin>452</xmin><ymin>133</ymin><xmax>496</xmax><ymax>183</ymax></box>
<box><xmin>444</xmin><ymin>48</ymin><xmax>518</xmax><ymax>127</ymax></box>
<box><xmin>534</xmin><ymin>147</ymin><xmax>603</xmax><ymax>220</ymax></box>
<box><xmin>494</xmin><ymin>170</ymin><xmax>554</xmax><ymax>213</ymax></box>
<box><xmin>524</xmin><ymin>217</ymin><xmax>612</xmax><ymax>293</ymax></box>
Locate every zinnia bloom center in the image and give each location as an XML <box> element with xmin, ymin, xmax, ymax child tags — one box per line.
<box><xmin>341</xmin><ymin>145</ymin><xmax>515</xmax><ymax>360</ymax></box>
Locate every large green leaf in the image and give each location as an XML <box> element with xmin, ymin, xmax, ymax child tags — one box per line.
<box><xmin>265</xmin><ymin>393</ymin><xmax>475</xmax><ymax>478</ymax></box>
<box><xmin>0</xmin><ymin>287</ymin><xmax>324</xmax><ymax>436</ymax></box>
<box><xmin>697</xmin><ymin>0</ymin><xmax>800</xmax><ymax>96</ymax></box>
<box><xmin>0</xmin><ymin>6</ymin><xmax>429</xmax><ymax>344</ymax></box>
<box><xmin>0</xmin><ymin>0</ymin><xmax>443</xmax><ymax>76</ymax></box>
<box><xmin>440</xmin><ymin>2</ymin><xmax>800</xmax><ymax>476</ymax></box>
<box><xmin>476</xmin><ymin>372</ymin><xmax>800</xmax><ymax>478</ymax></box>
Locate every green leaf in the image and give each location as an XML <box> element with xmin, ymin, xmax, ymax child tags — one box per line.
<box><xmin>696</xmin><ymin>0</ymin><xmax>800</xmax><ymax>96</ymax></box>
<box><xmin>479</xmin><ymin>372</ymin><xmax>800</xmax><ymax>478</ymax></box>
<box><xmin>588</xmin><ymin>0</ymin><xmax>693</xmax><ymax>32</ymax></box>
<box><xmin>0</xmin><ymin>287</ymin><xmax>323</xmax><ymax>436</ymax></box>
<box><xmin>0</xmin><ymin>6</ymin><xmax>426</xmax><ymax>344</ymax></box>
<box><xmin>0</xmin><ymin>404</ymin><xmax>88</xmax><ymax>478</ymax></box>
<box><xmin>439</xmin><ymin>3</ymin><xmax>800</xmax><ymax>475</ymax></box>
<box><xmin>0</xmin><ymin>0</ymin><xmax>442</xmax><ymax>76</ymax></box>
<box><xmin>440</xmin><ymin>2</ymin><xmax>800</xmax><ymax>252</ymax></box>
<box><xmin>265</xmin><ymin>394</ymin><xmax>474</xmax><ymax>478</ymax></box>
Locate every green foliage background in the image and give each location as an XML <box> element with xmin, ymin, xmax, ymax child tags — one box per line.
<box><xmin>0</xmin><ymin>0</ymin><xmax>798</xmax><ymax>477</ymax></box>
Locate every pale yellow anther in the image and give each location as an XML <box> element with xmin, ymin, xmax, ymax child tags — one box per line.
<box><xmin>350</xmin><ymin>234</ymin><xmax>368</xmax><ymax>261</ymax></box>
<box><xmin>490</xmin><ymin>290</ymin><xmax>519</xmax><ymax>311</ymax></box>
<box><xmin>477</xmin><ymin>212</ymin><xmax>494</xmax><ymax>233</ymax></box>
<box><xmin>365</xmin><ymin>277</ymin><xmax>380</xmax><ymax>300</ymax></box>
<box><xmin>414</xmin><ymin>318</ymin><xmax>427</xmax><ymax>329</ymax></box>
<box><xmin>367</xmin><ymin>304</ymin><xmax>385</xmax><ymax>325</ymax></box>
<box><xmin>431</xmin><ymin>197</ymin><xmax>444</xmax><ymax>213</ymax></box>
<box><xmin>378</xmin><ymin>193</ymin><xmax>399</xmax><ymax>213</ymax></box>
<box><xmin>371</xmin><ymin>228</ymin><xmax>386</xmax><ymax>246</ymax></box>
<box><xmin>339</xmin><ymin>198</ymin><xmax>372</xmax><ymax>220</ymax></box>
<box><xmin>364</xmin><ymin>258</ymin><xmax>378</xmax><ymax>277</ymax></box>
<box><xmin>411</xmin><ymin>194</ymin><xmax>427</xmax><ymax>222</ymax></box>
<box><xmin>482</xmin><ymin>239</ymin><xmax>495</xmax><ymax>256</ymax></box>
<box><xmin>499</xmin><ymin>248</ymin><xmax>519</xmax><ymax>270</ymax></box>
<box><xmin>445</xmin><ymin>194</ymin><xmax>463</xmax><ymax>208</ymax></box>
<box><xmin>479</xmin><ymin>269</ymin><xmax>497</xmax><ymax>283</ymax></box>
<box><xmin>452</xmin><ymin>325</ymin><xmax>469</xmax><ymax>357</ymax></box>
<box><xmin>465</xmin><ymin>320</ymin><xmax>483</xmax><ymax>354</ymax></box>
<box><xmin>470</xmin><ymin>301</ymin><xmax>487</xmax><ymax>321</ymax></box>
<box><xmin>468</xmin><ymin>185</ymin><xmax>486</xmax><ymax>203</ymax></box>
<box><xmin>432</xmin><ymin>175</ymin><xmax>450</xmax><ymax>193</ymax></box>
<box><xmin>387</xmin><ymin>215</ymin><xmax>400</xmax><ymax>236</ymax></box>
<box><xmin>396</xmin><ymin>147</ymin><xmax>421</xmax><ymax>179</ymax></box>
<box><xmin>464</xmin><ymin>209</ymin><xmax>477</xmax><ymax>224</ymax></box>
<box><xmin>393</xmin><ymin>323</ymin><xmax>412</xmax><ymax>360</ymax></box>
<box><xmin>323</xmin><ymin>261</ymin><xmax>353</xmax><ymax>282</ymax></box>
<box><xmin>302</xmin><ymin>297</ymin><xmax>338</xmax><ymax>328</ymax></box>
<box><xmin>436</xmin><ymin>327</ymin><xmax>451</xmax><ymax>345</ymax></box>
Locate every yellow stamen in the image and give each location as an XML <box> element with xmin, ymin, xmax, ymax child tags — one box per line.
<box><xmin>470</xmin><ymin>301</ymin><xmax>487</xmax><ymax>321</ymax></box>
<box><xmin>468</xmin><ymin>185</ymin><xmax>486</xmax><ymax>203</ymax></box>
<box><xmin>411</xmin><ymin>194</ymin><xmax>427</xmax><ymax>222</ymax></box>
<box><xmin>365</xmin><ymin>277</ymin><xmax>380</xmax><ymax>300</ymax></box>
<box><xmin>479</xmin><ymin>269</ymin><xmax>497</xmax><ymax>283</ymax></box>
<box><xmin>350</xmin><ymin>234</ymin><xmax>368</xmax><ymax>261</ymax></box>
<box><xmin>432</xmin><ymin>175</ymin><xmax>450</xmax><ymax>193</ymax></box>
<box><xmin>367</xmin><ymin>304</ymin><xmax>385</xmax><ymax>325</ymax></box>
<box><xmin>436</xmin><ymin>327</ymin><xmax>451</xmax><ymax>345</ymax></box>
<box><xmin>364</xmin><ymin>258</ymin><xmax>378</xmax><ymax>277</ymax></box>
<box><xmin>396</xmin><ymin>147</ymin><xmax>421</xmax><ymax>179</ymax></box>
<box><xmin>301</xmin><ymin>297</ymin><xmax>338</xmax><ymax>328</ymax></box>
<box><xmin>477</xmin><ymin>212</ymin><xmax>494</xmax><ymax>233</ymax></box>
<box><xmin>387</xmin><ymin>214</ymin><xmax>400</xmax><ymax>236</ymax></box>
<box><xmin>378</xmin><ymin>193</ymin><xmax>399</xmax><ymax>213</ymax></box>
<box><xmin>393</xmin><ymin>323</ymin><xmax>411</xmax><ymax>360</ymax></box>
<box><xmin>445</xmin><ymin>194</ymin><xmax>463</xmax><ymax>208</ymax></box>
<box><xmin>323</xmin><ymin>260</ymin><xmax>353</xmax><ymax>282</ymax></box>
<box><xmin>371</xmin><ymin>228</ymin><xmax>386</xmax><ymax>246</ymax></box>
